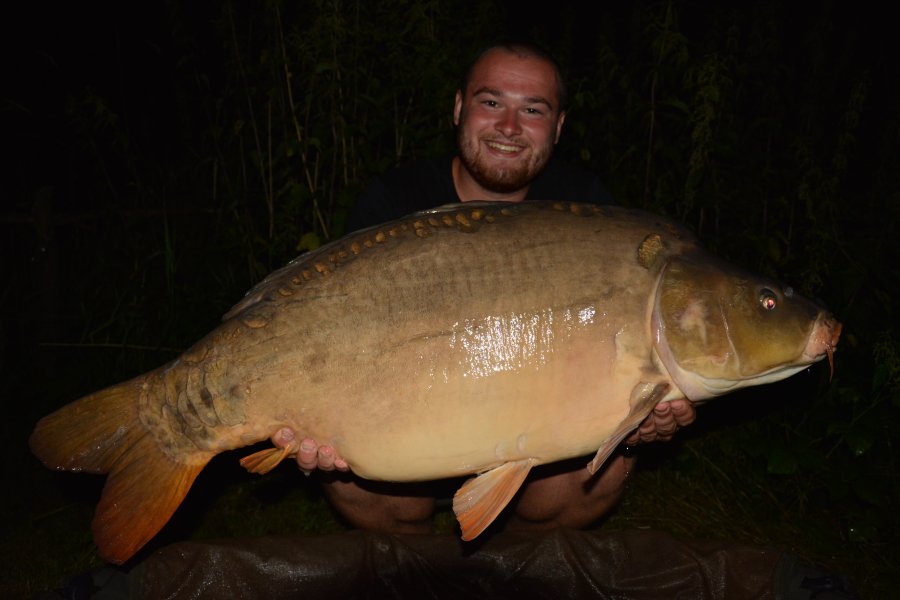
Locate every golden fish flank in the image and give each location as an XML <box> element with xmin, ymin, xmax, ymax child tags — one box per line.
<box><xmin>29</xmin><ymin>201</ymin><xmax>840</xmax><ymax>564</ymax></box>
<box><xmin>448</xmin><ymin>305</ymin><xmax>599</xmax><ymax>379</ymax></box>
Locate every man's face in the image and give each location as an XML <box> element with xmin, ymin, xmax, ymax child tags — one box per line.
<box><xmin>454</xmin><ymin>49</ymin><xmax>566</xmax><ymax>194</ymax></box>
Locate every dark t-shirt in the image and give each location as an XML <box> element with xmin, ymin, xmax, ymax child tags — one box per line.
<box><xmin>346</xmin><ymin>156</ymin><xmax>615</xmax><ymax>231</ymax></box>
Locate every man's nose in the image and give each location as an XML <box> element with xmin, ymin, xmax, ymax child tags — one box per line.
<box><xmin>495</xmin><ymin>110</ymin><xmax>521</xmax><ymax>137</ymax></box>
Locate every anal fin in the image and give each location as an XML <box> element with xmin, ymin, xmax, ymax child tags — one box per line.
<box><xmin>453</xmin><ymin>458</ymin><xmax>536</xmax><ymax>541</ymax></box>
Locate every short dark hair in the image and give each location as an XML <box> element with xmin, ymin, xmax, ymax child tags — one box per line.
<box><xmin>459</xmin><ymin>41</ymin><xmax>568</xmax><ymax>112</ymax></box>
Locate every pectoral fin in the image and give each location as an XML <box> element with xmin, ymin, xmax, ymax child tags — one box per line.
<box><xmin>587</xmin><ymin>382</ymin><xmax>670</xmax><ymax>474</ymax></box>
<box><xmin>453</xmin><ymin>458</ymin><xmax>536</xmax><ymax>541</ymax></box>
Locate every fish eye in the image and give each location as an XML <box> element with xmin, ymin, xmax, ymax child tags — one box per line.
<box><xmin>759</xmin><ymin>289</ymin><xmax>777</xmax><ymax>310</ymax></box>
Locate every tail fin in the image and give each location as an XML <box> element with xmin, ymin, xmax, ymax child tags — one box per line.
<box><xmin>29</xmin><ymin>376</ymin><xmax>211</xmax><ymax>564</ymax></box>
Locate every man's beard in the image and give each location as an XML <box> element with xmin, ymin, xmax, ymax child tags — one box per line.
<box><xmin>457</xmin><ymin>127</ymin><xmax>552</xmax><ymax>194</ymax></box>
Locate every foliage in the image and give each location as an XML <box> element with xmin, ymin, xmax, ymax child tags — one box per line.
<box><xmin>3</xmin><ymin>0</ymin><xmax>898</xmax><ymax>596</ymax></box>
<box><xmin>193</xmin><ymin>0</ymin><xmax>503</xmax><ymax>277</ymax></box>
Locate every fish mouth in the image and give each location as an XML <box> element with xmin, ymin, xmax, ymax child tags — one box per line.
<box><xmin>804</xmin><ymin>315</ymin><xmax>842</xmax><ymax>379</ymax></box>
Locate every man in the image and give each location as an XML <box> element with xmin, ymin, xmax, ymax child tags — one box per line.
<box><xmin>273</xmin><ymin>42</ymin><xmax>696</xmax><ymax>534</ymax></box>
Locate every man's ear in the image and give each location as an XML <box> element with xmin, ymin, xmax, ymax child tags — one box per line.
<box><xmin>453</xmin><ymin>90</ymin><xmax>463</xmax><ymax>126</ymax></box>
<box><xmin>554</xmin><ymin>111</ymin><xmax>566</xmax><ymax>144</ymax></box>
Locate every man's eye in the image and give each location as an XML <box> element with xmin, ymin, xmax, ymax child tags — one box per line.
<box><xmin>524</xmin><ymin>107</ymin><xmax>544</xmax><ymax>115</ymax></box>
<box><xmin>482</xmin><ymin>100</ymin><xmax>498</xmax><ymax>108</ymax></box>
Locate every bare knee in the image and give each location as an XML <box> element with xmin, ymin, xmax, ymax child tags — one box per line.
<box><xmin>508</xmin><ymin>454</ymin><xmax>636</xmax><ymax>531</ymax></box>
<box><xmin>321</xmin><ymin>476</ymin><xmax>436</xmax><ymax>534</ymax></box>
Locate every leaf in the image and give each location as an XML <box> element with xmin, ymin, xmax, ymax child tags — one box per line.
<box><xmin>766</xmin><ymin>445</ymin><xmax>799</xmax><ymax>475</ymax></box>
<box><xmin>296</xmin><ymin>232</ymin><xmax>321</xmax><ymax>252</ymax></box>
<box><xmin>871</xmin><ymin>363</ymin><xmax>890</xmax><ymax>393</ymax></box>
<box><xmin>765</xmin><ymin>236</ymin><xmax>782</xmax><ymax>262</ymax></box>
<box><xmin>843</xmin><ymin>425</ymin><xmax>875</xmax><ymax>457</ymax></box>
<box><xmin>847</xmin><ymin>521</ymin><xmax>879</xmax><ymax>543</ymax></box>
<box><xmin>827</xmin><ymin>421</ymin><xmax>849</xmax><ymax>436</ymax></box>
<box><xmin>853</xmin><ymin>475</ymin><xmax>888</xmax><ymax>508</ymax></box>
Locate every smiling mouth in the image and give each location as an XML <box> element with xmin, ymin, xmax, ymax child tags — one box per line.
<box><xmin>485</xmin><ymin>140</ymin><xmax>525</xmax><ymax>154</ymax></box>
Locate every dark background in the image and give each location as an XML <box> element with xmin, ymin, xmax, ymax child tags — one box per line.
<box><xmin>2</xmin><ymin>1</ymin><xmax>898</xmax><ymax>596</ymax></box>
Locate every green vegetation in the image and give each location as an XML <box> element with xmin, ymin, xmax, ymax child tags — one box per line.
<box><xmin>3</xmin><ymin>1</ymin><xmax>897</xmax><ymax>597</ymax></box>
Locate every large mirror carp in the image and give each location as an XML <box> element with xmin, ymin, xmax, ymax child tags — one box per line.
<box><xmin>30</xmin><ymin>201</ymin><xmax>841</xmax><ymax>564</ymax></box>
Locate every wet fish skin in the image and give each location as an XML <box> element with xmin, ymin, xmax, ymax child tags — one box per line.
<box><xmin>29</xmin><ymin>201</ymin><xmax>840</xmax><ymax>563</ymax></box>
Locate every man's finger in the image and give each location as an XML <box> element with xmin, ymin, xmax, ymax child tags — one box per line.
<box><xmin>297</xmin><ymin>439</ymin><xmax>319</xmax><ymax>473</ymax></box>
<box><xmin>317</xmin><ymin>445</ymin><xmax>336</xmax><ymax>471</ymax></box>
<box><xmin>271</xmin><ymin>426</ymin><xmax>295</xmax><ymax>449</ymax></box>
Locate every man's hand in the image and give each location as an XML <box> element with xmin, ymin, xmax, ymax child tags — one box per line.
<box><xmin>270</xmin><ymin>427</ymin><xmax>350</xmax><ymax>475</ymax></box>
<box><xmin>624</xmin><ymin>399</ymin><xmax>695</xmax><ymax>446</ymax></box>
